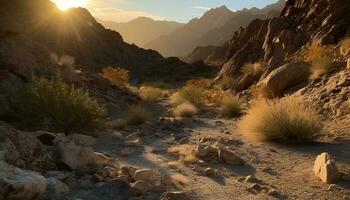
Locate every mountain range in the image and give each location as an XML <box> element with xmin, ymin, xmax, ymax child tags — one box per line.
<box><xmin>98</xmin><ymin>17</ymin><xmax>184</xmax><ymax>47</ymax></box>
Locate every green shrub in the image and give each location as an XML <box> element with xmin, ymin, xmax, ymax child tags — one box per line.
<box><xmin>173</xmin><ymin>103</ymin><xmax>198</xmax><ymax>118</ymax></box>
<box><xmin>140</xmin><ymin>86</ymin><xmax>164</xmax><ymax>102</ymax></box>
<box><xmin>125</xmin><ymin>105</ymin><xmax>151</xmax><ymax>125</ymax></box>
<box><xmin>16</xmin><ymin>75</ymin><xmax>106</xmax><ymax>134</ymax></box>
<box><xmin>171</xmin><ymin>86</ymin><xmax>206</xmax><ymax>106</ymax></box>
<box><xmin>221</xmin><ymin>94</ymin><xmax>242</xmax><ymax>117</ymax></box>
<box><xmin>239</xmin><ymin>96</ymin><xmax>322</xmax><ymax>143</ymax></box>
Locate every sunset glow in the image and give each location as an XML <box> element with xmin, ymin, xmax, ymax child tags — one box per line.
<box><xmin>52</xmin><ymin>0</ymin><xmax>87</xmax><ymax>11</ymax></box>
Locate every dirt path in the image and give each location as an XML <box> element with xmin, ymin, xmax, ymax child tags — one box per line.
<box><xmin>94</xmin><ymin>99</ymin><xmax>350</xmax><ymax>200</ymax></box>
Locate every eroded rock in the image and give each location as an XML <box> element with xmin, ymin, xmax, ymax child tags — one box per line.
<box><xmin>218</xmin><ymin>148</ymin><xmax>245</xmax><ymax>165</ymax></box>
<box><xmin>313</xmin><ymin>152</ymin><xmax>339</xmax><ymax>184</ymax></box>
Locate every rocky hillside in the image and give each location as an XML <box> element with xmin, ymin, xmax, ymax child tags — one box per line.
<box><xmin>98</xmin><ymin>17</ymin><xmax>184</xmax><ymax>47</ymax></box>
<box><xmin>0</xmin><ymin>0</ymin><xmax>210</xmax><ymax>82</ymax></box>
<box><xmin>144</xmin><ymin>0</ymin><xmax>285</xmax><ymax>57</ymax></box>
<box><xmin>186</xmin><ymin>0</ymin><xmax>350</xmax><ymax>91</ymax></box>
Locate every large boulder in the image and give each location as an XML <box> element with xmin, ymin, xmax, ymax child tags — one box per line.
<box><xmin>0</xmin><ymin>161</ymin><xmax>47</xmax><ymax>200</ymax></box>
<box><xmin>313</xmin><ymin>152</ymin><xmax>339</xmax><ymax>184</ymax></box>
<box><xmin>259</xmin><ymin>61</ymin><xmax>310</xmax><ymax>97</ymax></box>
<box><xmin>0</xmin><ymin>121</ymin><xmax>54</xmax><ymax>172</ymax></box>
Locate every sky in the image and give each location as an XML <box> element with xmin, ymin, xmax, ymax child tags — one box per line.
<box><xmin>86</xmin><ymin>0</ymin><xmax>280</xmax><ymax>23</ymax></box>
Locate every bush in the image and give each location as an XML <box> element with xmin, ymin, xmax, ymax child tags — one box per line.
<box><xmin>139</xmin><ymin>86</ymin><xmax>164</xmax><ymax>102</ymax></box>
<box><xmin>102</xmin><ymin>67</ymin><xmax>129</xmax><ymax>87</ymax></box>
<box><xmin>220</xmin><ymin>94</ymin><xmax>242</xmax><ymax>117</ymax></box>
<box><xmin>171</xmin><ymin>86</ymin><xmax>206</xmax><ymax>106</ymax></box>
<box><xmin>173</xmin><ymin>103</ymin><xmax>198</xmax><ymax>118</ymax></box>
<box><xmin>186</xmin><ymin>79</ymin><xmax>213</xmax><ymax>89</ymax></box>
<box><xmin>16</xmin><ymin>75</ymin><xmax>106</xmax><ymax>134</ymax></box>
<box><xmin>216</xmin><ymin>76</ymin><xmax>235</xmax><ymax>90</ymax></box>
<box><xmin>241</xmin><ymin>61</ymin><xmax>265</xmax><ymax>76</ymax></box>
<box><xmin>239</xmin><ymin>96</ymin><xmax>322</xmax><ymax>143</ymax></box>
<box><xmin>125</xmin><ymin>105</ymin><xmax>151</xmax><ymax>125</ymax></box>
<box><xmin>303</xmin><ymin>43</ymin><xmax>334</xmax><ymax>79</ymax></box>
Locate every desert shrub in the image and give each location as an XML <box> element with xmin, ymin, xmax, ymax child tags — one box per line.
<box><xmin>251</xmin><ymin>83</ymin><xmax>273</xmax><ymax>99</ymax></box>
<box><xmin>171</xmin><ymin>86</ymin><xmax>206</xmax><ymax>106</ymax></box>
<box><xmin>303</xmin><ymin>43</ymin><xmax>334</xmax><ymax>79</ymax></box>
<box><xmin>239</xmin><ymin>96</ymin><xmax>322</xmax><ymax>143</ymax></box>
<box><xmin>186</xmin><ymin>78</ymin><xmax>213</xmax><ymax>89</ymax></box>
<box><xmin>168</xmin><ymin>144</ymin><xmax>198</xmax><ymax>164</ymax></box>
<box><xmin>173</xmin><ymin>103</ymin><xmax>198</xmax><ymax>118</ymax></box>
<box><xmin>16</xmin><ymin>75</ymin><xmax>105</xmax><ymax>134</ymax></box>
<box><xmin>139</xmin><ymin>86</ymin><xmax>164</xmax><ymax>102</ymax></box>
<box><xmin>216</xmin><ymin>76</ymin><xmax>235</xmax><ymax>90</ymax></box>
<box><xmin>206</xmin><ymin>90</ymin><xmax>228</xmax><ymax>106</ymax></box>
<box><xmin>125</xmin><ymin>105</ymin><xmax>151</xmax><ymax>125</ymax></box>
<box><xmin>102</xmin><ymin>67</ymin><xmax>129</xmax><ymax>87</ymax></box>
<box><xmin>220</xmin><ymin>94</ymin><xmax>242</xmax><ymax>117</ymax></box>
<box><xmin>241</xmin><ymin>61</ymin><xmax>265</xmax><ymax>76</ymax></box>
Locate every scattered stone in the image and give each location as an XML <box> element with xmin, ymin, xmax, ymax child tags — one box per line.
<box><xmin>327</xmin><ymin>184</ymin><xmax>337</xmax><ymax>191</ymax></box>
<box><xmin>132</xmin><ymin>180</ymin><xmax>153</xmax><ymax>194</ymax></box>
<box><xmin>0</xmin><ymin>161</ymin><xmax>47</xmax><ymax>200</ymax></box>
<box><xmin>244</xmin><ymin>175</ymin><xmax>257</xmax><ymax>183</ymax></box>
<box><xmin>204</xmin><ymin>167</ymin><xmax>216</xmax><ymax>176</ymax></box>
<box><xmin>267</xmin><ymin>189</ymin><xmax>278</xmax><ymax>196</ymax></box>
<box><xmin>45</xmin><ymin>178</ymin><xmax>69</xmax><ymax>199</ymax></box>
<box><xmin>218</xmin><ymin>148</ymin><xmax>245</xmax><ymax>165</ymax></box>
<box><xmin>161</xmin><ymin>191</ymin><xmax>189</xmax><ymax>200</ymax></box>
<box><xmin>134</xmin><ymin>169</ymin><xmax>162</xmax><ymax>186</ymax></box>
<box><xmin>313</xmin><ymin>152</ymin><xmax>339</xmax><ymax>184</ymax></box>
<box><xmin>237</xmin><ymin>177</ymin><xmax>245</xmax><ymax>182</ymax></box>
<box><xmin>121</xmin><ymin>166</ymin><xmax>137</xmax><ymax>177</ymax></box>
<box><xmin>196</xmin><ymin>144</ymin><xmax>218</xmax><ymax>159</ymax></box>
<box><xmin>250</xmin><ymin>183</ymin><xmax>262</xmax><ymax>192</ymax></box>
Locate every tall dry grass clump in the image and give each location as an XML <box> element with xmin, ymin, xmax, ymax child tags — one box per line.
<box><xmin>168</xmin><ymin>144</ymin><xmax>198</xmax><ymax>164</ymax></box>
<box><xmin>186</xmin><ymin>78</ymin><xmax>213</xmax><ymax>89</ymax></box>
<box><xmin>139</xmin><ymin>86</ymin><xmax>164</xmax><ymax>102</ymax></box>
<box><xmin>239</xmin><ymin>96</ymin><xmax>322</xmax><ymax>143</ymax></box>
<box><xmin>241</xmin><ymin>61</ymin><xmax>265</xmax><ymax>76</ymax></box>
<box><xmin>220</xmin><ymin>94</ymin><xmax>242</xmax><ymax>117</ymax></box>
<box><xmin>102</xmin><ymin>67</ymin><xmax>129</xmax><ymax>88</ymax></box>
<box><xmin>303</xmin><ymin>43</ymin><xmax>334</xmax><ymax>79</ymax></box>
<box><xmin>171</xmin><ymin>85</ymin><xmax>206</xmax><ymax>106</ymax></box>
<box><xmin>173</xmin><ymin>103</ymin><xmax>198</xmax><ymax>118</ymax></box>
<box><xmin>216</xmin><ymin>76</ymin><xmax>235</xmax><ymax>90</ymax></box>
<box><xmin>125</xmin><ymin>105</ymin><xmax>151</xmax><ymax>125</ymax></box>
<box><xmin>16</xmin><ymin>75</ymin><xmax>106</xmax><ymax>134</ymax></box>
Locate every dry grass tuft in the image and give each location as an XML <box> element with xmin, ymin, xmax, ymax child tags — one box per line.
<box><xmin>170</xmin><ymin>173</ymin><xmax>190</xmax><ymax>186</ymax></box>
<box><xmin>186</xmin><ymin>78</ymin><xmax>213</xmax><ymax>89</ymax></box>
<box><xmin>173</xmin><ymin>103</ymin><xmax>198</xmax><ymax>118</ymax></box>
<box><xmin>168</xmin><ymin>144</ymin><xmax>198</xmax><ymax>164</ymax></box>
<box><xmin>340</xmin><ymin>38</ymin><xmax>350</xmax><ymax>57</ymax></box>
<box><xmin>220</xmin><ymin>94</ymin><xmax>242</xmax><ymax>117</ymax></box>
<box><xmin>239</xmin><ymin>96</ymin><xmax>322</xmax><ymax>143</ymax></box>
<box><xmin>139</xmin><ymin>86</ymin><xmax>164</xmax><ymax>102</ymax></box>
<box><xmin>102</xmin><ymin>67</ymin><xmax>129</xmax><ymax>88</ymax></box>
<box><xmin>125</xmin><ymin>105</ymin><xmax>151</xmax><ymax>125</ymax></box>
<box><xmin>241</xmin><ymin>61</ymin><xmax>265</xmax><ymax>76</ymax></box>
<box><xmin>251</xmin><ymin>83</ymin><xmax>273</xmax><ymax>99</ymax></box>
<box><xmin>216</xmin><ymin>76</ymin><xmax>235</xmax><ymax>90</ymax></box>
<box><xmin>171</xmin><ymin>86</ymin><xmax>206</xmax><ymax>106</ymax></box>
<box><xmin>303</xmin><ymin>43</ymin><xmax>334</xmax><ymax>79</ymax></box>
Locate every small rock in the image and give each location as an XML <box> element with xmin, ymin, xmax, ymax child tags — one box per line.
<box><xmin>245</xmin><ymin>175</ymin><xmax>257</xmax><ymax>183</ymax></box>
<box><xmin>313</xmin><ymin>152</ymin><xmax>339</xmax><ymax>183</ymax></box>
<box><xmin>134</xmin><ymin>169</ymin><xmax>162</xmax><ymax>186</ymax></box>
<box><xmin>116</xmin><ymin>175</ymin><xmax>129</xmax><ymax>183</ymax></box>
<box><xmin>327</xmin><ymin>184</ymin><xmax>337</xmax><ymax>191</ymax></box>
<box><xmin>132</xmin><ymin>180</ymin><xmax>153</xmax><ymax>194</ymax></box>
<box><xmin>204</xmin><ymin>168</ymin><xmax>216</xmax><ymax>176</ymax></box>
<box><xmin>218</xmin><ymin>148</ymin><xmax>245</xmax><ymax>165</ymax></box>
<box><xmin>267</xmin><ymin>189</ymin><xmax>278</xmax><ymax>196</ymax></box>
<box><xmin>250</xmin><ymin>183</ymin><xmax>262</xmax><ymax>192</ymax></box>
<box><xmin>196</xmin><ymin>144</ymin><xmax>217</xmax><ymax>159</ymax></box>
<box><xmin>161</xmin><ymin>191</ymin><xmax>189</xmax><ymax>200</ymax></box>
<box><xmin>121</xmin><ymin>166</ymin><xmax>137</xmax><ymax>177</ymax></box>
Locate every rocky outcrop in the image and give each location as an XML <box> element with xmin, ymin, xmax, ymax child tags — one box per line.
<box><xmin>313</xmin><ymin>153</ymin><xmax>339</xmax><ymax>184</ymax></box>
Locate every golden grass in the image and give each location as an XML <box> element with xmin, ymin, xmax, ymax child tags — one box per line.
<box><xmin>340</xmin><ymin>38</ymin><xmax>350</xmax><ymax>57</ymax></box>
<box><xmin>170</xmin><ymin>173</ymin><xmax>190</xmax><ymax>187</ymax></box>
<box><xmin>220</xmin><ymin>94</ymin><xmax>242</xmax><ymax>117</ymax></box>
<box><xmin>168</xmin><ymin>144</ymin><xmax>198</xmax><ymax>164</ymax></box>
<box><xmin>216</xmin><ymin>76</ymin><xmax>235</xmax><ymax>90</ymax></box>
<box><xmin>102</xmin><ymin>67</ymin><xmax>129</xmax><ymax>88</ymax></box>
<box><xmin>139</xmin><ymin>86</ymin><xmax>164</xmax><ymax>102</ymax></box>
<box><xmin>239</xmin><ymin>96</ymin><xmax>322</xmax><ymax>143</ymax></box>
<box><xmin>125</xmin><ymin>105</ymin><xmax>151</xmax><ymax>125</ymax></box>
<box><xmin>186</xmin><ymin>78</ymin><xmax>213</xmax><ymax>89</ymax></box>
<box><xmin>251</xmin><ymin>83</ymin><xmax>273</xmax><ymax>99</ymax></box>
<box><xmin>171</xmin><ymin>85</ymin><xmax>206</xmax><ymax>106</ymax></box>
<box><xmin>241</xmin><ymin>61</ymin><xmax>265</xmax><ymax>76</ymax></box>
<box><xmin>173</xmin><ymin>103</ymin><xmax>198</xmax><ymax>118</ymax></box>
<box><xmin>303</xmin><ymin>43</ymin><xmax>334</xmax><ymax>79</ymax></box>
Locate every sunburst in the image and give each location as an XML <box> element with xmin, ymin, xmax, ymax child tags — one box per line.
<box><xmin>51</xmin><ymin>0</ymin><xmax>87</xmax><ymax>11</ymax></box>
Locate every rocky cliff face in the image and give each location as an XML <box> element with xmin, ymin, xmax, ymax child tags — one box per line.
<box><xmin>186</xmin><ymin>0</ymin><xmax>350</xmax><ymax>86</ymax></box>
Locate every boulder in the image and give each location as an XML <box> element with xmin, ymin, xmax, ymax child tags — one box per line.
<box><xmin>259</xmin><ymin>61</ymin><xmax>310</xmax><ymax>97</ymax></box>
<box><xmin>218</xmin><ymin>148</ymin><xmax>245</xmax><ymax>165</ymax></box>
<box><xmin>134</xmin><ymin>169</ymin><xmax>162</xmax><ymax>187</ymax></box>
<box><xmin>81</xmin><ymin>180</ymin><xmax>131</xmax><ymax>200</ymax></box>
<box><xmin>68</xmin><ymin>134</ymin><xmax>96</xmax><ymax>146</ymax></box>
<box><xmin>0</xmin><ymin>161</ymin><xmax>47</xmax><ymax>200</ymax></box>
<box><xmin>195</xmin><ymin>144</ymin><xmax>218</xmax><ymax>159</ymax></box>
<box><xmin>31</xmin><ymin>131</ymin><xmax>56</xmax><ymax>146</ymax></box>
<box><xmin>44</xmin><ymin>178</ymin><xmax>69</xmax><ymax>199</ymax></box>
<box><xmin>132</xmin><ymin>180</ymin><xmax>153</xmax><ymax>194</ymax></box>
<box><xmin>313</xmin><ymin>152</ymin><xmax>339</xmax><ymax>184</ymax></box>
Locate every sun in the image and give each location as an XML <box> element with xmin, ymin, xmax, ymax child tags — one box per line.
<box><xmin>52</xmin><ymin>0</ymin><xmax>87</xmax><ymax>11</ymax></box>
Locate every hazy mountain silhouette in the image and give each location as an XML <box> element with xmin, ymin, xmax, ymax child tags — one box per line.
<box><xmin>98</xmin><ymin>17</ymin><xmax>184</xmax><ymax>47</ymax></box>
<box><xmin>144</xmin><ymin>0</ymin><xmax>285</xmax><ymax>57</ymax></box>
